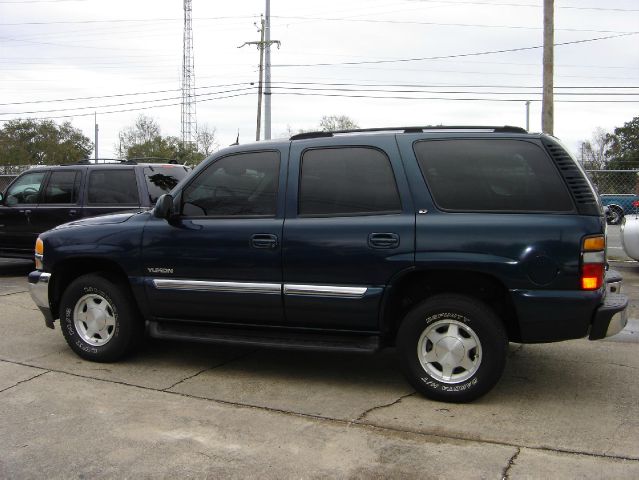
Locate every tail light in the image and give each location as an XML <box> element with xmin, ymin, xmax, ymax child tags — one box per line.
<box><xmin>581</xmin><ymin>235</ymin><xmax>605</xmax><ymax>290</ymax></box>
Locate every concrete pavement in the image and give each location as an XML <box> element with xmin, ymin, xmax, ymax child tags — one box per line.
<box><xmin>0</xmin><ymin>258</ymin><xmax>638</xmax><ymax>478</ymax></box>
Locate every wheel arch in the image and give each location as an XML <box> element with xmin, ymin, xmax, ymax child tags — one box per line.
<box><xmin>49</xmin><ymin>257</ymin><xmax>132</xmax><ymax>320</ymax></box>
<box><xmin>379</xmin><ymin>268</ymin><xmax>521</xmax><ymax>344</ymax></box>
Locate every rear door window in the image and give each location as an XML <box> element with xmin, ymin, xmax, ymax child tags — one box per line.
<box><xmin>143</xmin><ymin>165</ymin><xmax>190</xmax><ymax>203</ymax></box>
<box><xmin>414</xmin><ymin>139</ymin><xmax>574</xmax><ymax>212</ymax></box>
<box><xmin>42</xmin><ymin>170</ymin><xmax>81</xmax><ymax>204</ymax></box>
<box><xmin>299</xmin><ymin>147</ymin><xmax>401</xmax><ymax>216</ymax></box>
<box><xmin>87</xmin><ymin>169</ymin><xmax>139</xmax><ymax>205</ymax></box>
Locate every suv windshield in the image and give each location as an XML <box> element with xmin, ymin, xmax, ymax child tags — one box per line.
<box><xmin>143</xmin><ymin>165</ymin><xmax>189</xmax><ymax>203</ymax></box>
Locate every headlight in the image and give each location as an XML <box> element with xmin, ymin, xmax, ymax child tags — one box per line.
<box><xmin>35</xmin><ymin>237</ymin><xmax>44</xmax><ymax>270</ymax></box>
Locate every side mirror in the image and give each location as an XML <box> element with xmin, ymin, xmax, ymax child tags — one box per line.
<box><xmin>154</xmin><ymin>194</ymin><xmax>174</xmax><ymax>219</ymax></box>
<box><xmin>0</xmin><ymin>192</ymin><xmax>3</xmax><ymax>203</ymax></box>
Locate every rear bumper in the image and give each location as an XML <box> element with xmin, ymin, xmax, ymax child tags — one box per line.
<box><xmin>511</xmin><ymin>272</ymin><xmax>628</xmax><ymax>343</ymax></box>
<box><xmin>588</xmin><ymin>292</ymin><xmax>628</xmax><ymax>340</ymax></box>
<box><xmin>28</xmin><ymin>271</ymin><xmax>55</xmax><ymax>329</ymax></box>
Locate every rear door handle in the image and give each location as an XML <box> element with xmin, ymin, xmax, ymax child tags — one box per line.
<box><xmin>68</xmin><ymin>209</ymin><xmax>78</xmax><ymax>217</ymax></box>
<box><xmin>251</xmin><ymin>233</ymin><xmax>279</xmax><ymax>249</ymax></box>
<box><xmin>368</xmin><ymin>232</ymin><xmax>400</xmax><ymax>249</ymax></box>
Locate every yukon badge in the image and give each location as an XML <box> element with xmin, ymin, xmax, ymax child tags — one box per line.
<box><xmin>147</xmin><ymin>267</ymin><xmax>174</xmax><ymax>274</ymax></box>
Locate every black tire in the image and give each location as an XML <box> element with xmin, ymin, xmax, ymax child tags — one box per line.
<box><xmin>607</xmin><ymin>206</ymin><xmax>623</xmax><ymax>225</ymax></box>
<box><xmin>59</xmin><ymin>273</ymin><xmax>143</xmax><ymax>362</ymax></box>
<box><xmin>396</xmin><ymin>294</ymin><xmax>508</xmax><ymax>403</ymax></box>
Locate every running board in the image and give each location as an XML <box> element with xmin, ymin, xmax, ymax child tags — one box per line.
<box><xmin>147</xmin><ymin>321</ymin><xmax>381</xmax><ymax>353</ymax></box>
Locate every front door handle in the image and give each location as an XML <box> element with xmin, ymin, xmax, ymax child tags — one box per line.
<box><xmin>68</xmin><ymin>209</ymin><xmax>78</xmax><ymax>217</ymax></box>
<box><xmin>368</xmin><ymin>232</ymin><xmax>400</xmax><ymax>249</ymax></box>
<box><xmin>251</xmin><ymin>233</ymin><xmax>278</xmax><ymax>249</ymax></box>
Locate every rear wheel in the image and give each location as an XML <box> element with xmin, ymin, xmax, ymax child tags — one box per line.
<box><xmin>397</xmin><ymin>294</ymin><xmax>508</xmax><ymax>403</ymax></box>
<box><xmin>607</xmin><ymin>205</ymin><xmax>624</xmax><ymax>225</ymax></box>
<box><xmin>59</xmin><ymin>273</ymin><xmax>143</xmax><ymax>362</ymax></box>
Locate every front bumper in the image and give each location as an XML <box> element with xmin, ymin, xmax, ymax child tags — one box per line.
<box><xmin>28</xmin><ymin>271</ymin><xmax>55</xmax><ymax>329</ymax></box>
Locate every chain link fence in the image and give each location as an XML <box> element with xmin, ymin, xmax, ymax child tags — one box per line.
<box><xmin>0</xmin><ymin>165</ymin><xmax>31</xmax><ymax>192</ymax></box>
<box><xmin>585</xmin><ymin>170</ymin><xmax>639</xmax><ymax>196</ymax></box>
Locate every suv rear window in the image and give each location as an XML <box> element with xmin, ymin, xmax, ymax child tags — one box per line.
<box><xmin>143</xmin><ymin>165</ymin><xmax>189</xmax><ymax>203</ymax></box>
<box><xmin>414</xmin><ymin>139</ymin><xmax>574</xmax><ymax>212</ymax></box>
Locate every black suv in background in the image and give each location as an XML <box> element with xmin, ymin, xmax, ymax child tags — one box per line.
<box><xmin>0</xmin><ymin>160</ymin><xmax>190</xmax><ymax>258</ymax></box>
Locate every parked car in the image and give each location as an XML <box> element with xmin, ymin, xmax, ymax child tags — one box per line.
<box><xmin>28</xmin><ymin>126</ymin><xmax>628</xmax><ymax>403</ymax></box>
<box><xmin>600</xmin><ymin>194</ymin><xmax>639</xmax><ymax>225</ymax></box>
<box><xmin>620</xmin><ymin>213</ymin><xmax>639</xmax><ymax>260</ymax></box>
<box><xmin>0</xmin><ymin>160</ymin><xmax>190</xmax><ymax>259</ymax></box>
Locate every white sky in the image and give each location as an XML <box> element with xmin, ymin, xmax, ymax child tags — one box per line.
<box><xmin>1</xmin><ymin>0</ymin><xmax>638</xmax><ymax>159</ymax></box>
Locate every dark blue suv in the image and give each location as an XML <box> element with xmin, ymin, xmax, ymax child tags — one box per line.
<box><xmin>27</xmin><ymin>127</ymin><xmax>628</xmax><ymax>402</ymax></box>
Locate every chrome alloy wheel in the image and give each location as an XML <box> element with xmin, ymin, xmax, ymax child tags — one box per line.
<box><xmin>73</xmin><ymin>293</ymin><xmax>116</xmax><ymax>346</ymax></box>
<box><xmin>417</xmin><ymin>319</ymin><xmax>482</xmax><ymax>384</ymax></box>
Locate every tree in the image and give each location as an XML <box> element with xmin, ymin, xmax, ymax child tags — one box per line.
<box><xmin>117</xmin><ymin>115</ymin><xmax>209</xmax><ymax>165</ymax></box>
<box><xmin>0</xmin><ymin>119</ymin><xmax>93</xmax><ymax>165</ymax></box>
<box><xmin>606</xmin><ymin>116</ymin><xmax>639</xmax><ymax>170</ymax></box>
<box><xmin>319</xmin><ymin>115</ymin><xmax>359</xmax><ymax>132</ymax></box>
<box><xmin>578</xmin><ymin>127</ymin><xmax>612</xmax><ymax>170</ymax></box>
<box><xmin>196</xmin><ymin>123</ymin><xmax>219</xmax><ymax>157</ymax></box>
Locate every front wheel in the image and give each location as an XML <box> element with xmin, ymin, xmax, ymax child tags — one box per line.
<box><xmin>59</xmin><ymin>273</ymin><xmax>143</xmax><ymax>362</ymax></box>
<box><xmin>396</xmin><ymin>294</ymin><xmax>508</xmax><ymax>403</ymax></box>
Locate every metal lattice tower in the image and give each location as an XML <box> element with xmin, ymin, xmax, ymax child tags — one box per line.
<box><xmin>181</xmin><ymin>0</ymin><xmax>196</xmax><ymax>151</ymax></box>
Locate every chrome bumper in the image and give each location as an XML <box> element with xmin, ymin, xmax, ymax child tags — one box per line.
<box><xmin>28</xmin><ymin>271</ymin><xmax>55</xmax><ymax>329</ymax></box>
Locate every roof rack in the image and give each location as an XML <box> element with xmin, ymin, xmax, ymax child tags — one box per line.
<box><xmin>289</xmin><ymin>125</ymin><xmax>527</xmax><ymax>141</ymax></box>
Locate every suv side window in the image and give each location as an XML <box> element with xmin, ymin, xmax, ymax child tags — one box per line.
<box><xmin>414</xmin><ymin>139</ymin><xmax>575</xmax><ymax>212</ymax></box>
<box><xmin>299</xmin><ymin>147</ymin><xmax>401</xmax><ymax>216</ymax></box>
<box><xmin>182</xmin><ymin>151</ymin><xmax>280</xmax><ymax>217</ymax></box>
<box><xmin>87</xmin><ymin>169</ymin><xmax>139</xmax><ymax>205</ymax></box>
<box><xmin>5</xmin><ymin>171</ymin><xmax>47</xmax><ymax>206</ymax></box>
<box><xmin>42</xmin><ymin>170</ymin><xmax>80</xmax><ymax>204</ymax></box>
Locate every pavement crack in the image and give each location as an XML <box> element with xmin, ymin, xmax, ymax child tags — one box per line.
<box><xmin>508</xmin><ymin>344</ymin><xmax>524</xmax><ymax>358</ymax></box>
<box><xmin>0</xmin><ymin>370</ymin><xmax>50</xmax><ymax>394</ymax></box>
<box><xmin>0</xmin><ymin>290</ymin><xmax>29</xmax><ymax>297</ymax></box>
<box><xmin>2</xmin><ymin>357</ymin><xmax>639</xmax><ymax>464</ymax></box>
<box><xmin>163</xmin><ymin>349</ymin><xmax>257</xmax><ymax>392</ymax></box>
<box><xmin>353</xmin><ymin>391</ymin><xmax>417</xmax><ymax>422</ymax></box>
<box><xmin>501</xmin><ymin>447</ymin><xmax>521</xmax><ymax>479</ymax></box>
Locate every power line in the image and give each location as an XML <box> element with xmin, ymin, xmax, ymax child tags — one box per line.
<box><xmin>2</xmin><ymin>81</ymin><xmax>638</xmax><ymax>108</ymax></box>
<box><xmin>275</xmin><ymin>32</ymin><xmax>639</xmax><ymax>67</ymax></box>
<box><xmin>271</xmin><ymin>15</ymin><xmax>635</xmax><ymax>35</ymax></box>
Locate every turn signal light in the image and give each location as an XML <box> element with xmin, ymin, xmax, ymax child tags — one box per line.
<box><xmin>35</xmin><ymin>237</ymin><xmax>44</xmax><ymax>270</ymax></box>
<box><xmin>583</xmin><ymin>236</ymin><xmax>605</xmax><ymax>251</ymax></box>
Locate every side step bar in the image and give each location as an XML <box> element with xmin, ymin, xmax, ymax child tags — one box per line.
<box><xmin>147</xmin><ymin>321</ymin><xmax>381</xmax><ymax>353</ymax></box>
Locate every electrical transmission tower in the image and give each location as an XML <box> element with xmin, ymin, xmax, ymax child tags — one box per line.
<box><xmin>181</xmin><ymin>0</ymin><xmax>197</xmax><ymax>152</ymax></box>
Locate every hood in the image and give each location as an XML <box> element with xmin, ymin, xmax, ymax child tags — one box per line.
<box><xmin>54</xmin><ymin>211</ymin><xmax>142</xmax><ymax>230</ymax></box>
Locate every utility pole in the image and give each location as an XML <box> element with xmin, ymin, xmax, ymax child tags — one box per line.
<box><xmin>542</xmin><ymin>0</ymin><xmax>554</xmax><ymax>135</ymax></box>
<box><xmin>264</xmin><ymin>0</ymin><xmax>272</xmax><ymax>140</ymax></box>
<box><xmin>239</xmin><ymin>16</ymin><xmax>280</xmax><ymax>141</ymax></box>
<box><xmin>525</xmin><ymin>101</ymin><xmax>530</xmax><ymax>131</ymax></box>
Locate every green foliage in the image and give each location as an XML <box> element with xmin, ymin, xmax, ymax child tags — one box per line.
<box><xmin>605</xmin><ymin>116</ymin><xmax>639</xmax><ymax>170</ymax></box>
<box><xmin>0</xmin><ymin>119</ymin><xmax>93</xmax><ymax>165</ymax></box>
<box><xmin>117</xmin><ymin>115</ymin><xmax>211</xmax><ymax>165</ymax></box>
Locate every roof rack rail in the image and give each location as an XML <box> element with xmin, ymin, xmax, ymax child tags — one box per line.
<box><xmin>289</xmin><ymin>125</ymin><xmax>527</xmax><ymax>140</ymax></box>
